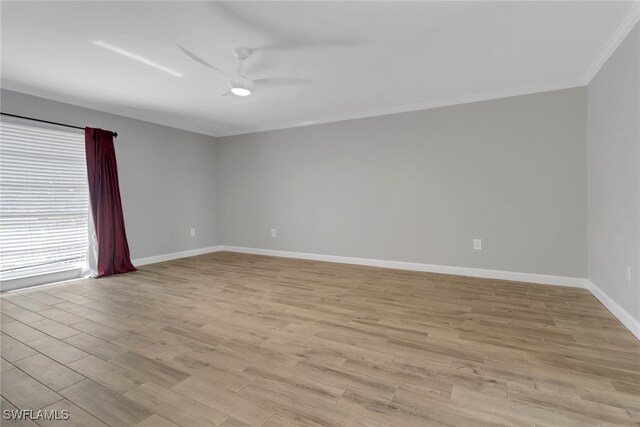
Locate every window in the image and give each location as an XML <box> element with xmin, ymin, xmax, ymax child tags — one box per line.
<box><xmin>0</xmin><ymin>121</ymin><xmax>88</xmax><ymax>287</ymax></box>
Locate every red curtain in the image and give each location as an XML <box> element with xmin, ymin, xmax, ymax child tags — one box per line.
<box><xmin>85</xmin><ymin>128</ymin><xmax>136</xmax><ymax>277</ymax></box>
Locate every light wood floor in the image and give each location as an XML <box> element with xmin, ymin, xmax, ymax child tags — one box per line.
<box><xmin>1</xmin><ymin>252</ymin><xmax>639</xmax><ymax>426</ymax></box>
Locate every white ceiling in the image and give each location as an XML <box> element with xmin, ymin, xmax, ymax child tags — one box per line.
<box><xmin>1</xmin><ymin>1</ymin><xmax>637</xmax><ymax>137</ymax></box>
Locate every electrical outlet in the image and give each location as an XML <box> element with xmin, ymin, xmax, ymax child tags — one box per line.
<box><xmin>190</xmin><ymin>228</ymin><xmax>196</xmax><ymax>237</ymax></box>
<box><xmin>271</xmin><ymin>228</ymin><xmax>277</xmax><ymax>237</ymax></box>
<box><xmin>473</xmin><ymin>239</ymin><xmax>482</xmax><ymax>250</ymax></box>
<box><xmin>627</xmin><ymin>266</ymin><xmax>632</xmax><ymax>283</ymax></box>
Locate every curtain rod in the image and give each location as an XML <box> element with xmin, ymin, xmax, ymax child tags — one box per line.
<box><xmin>0</xmin><ymin>112</ymin><xmax>118</xmax><ymax>137</ymax></box>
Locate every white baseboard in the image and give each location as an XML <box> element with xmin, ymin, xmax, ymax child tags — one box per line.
<box><xmin>219</xmin><ymin>245</ymin><xmax>586</xmax><ymax>288</ymax></box>
<box><xmin>585</xmin><ymin>279</ymin><xmax>640</xmax><ymax>340</ymax></box>
<box><xmin>132</xmin><ymin>245</ymin><xmax>223</xmax><ymax>266</ymax></box>
<box><xmin>129</xmin><ymin>244</ymin><xmax>639</xmax><ymax>341</ymax></box>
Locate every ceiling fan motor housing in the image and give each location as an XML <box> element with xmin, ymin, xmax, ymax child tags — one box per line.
<box><xmin>233</xmin><ymin>47</ymin><xmax>252</xmax><ymax>60</ymax></box>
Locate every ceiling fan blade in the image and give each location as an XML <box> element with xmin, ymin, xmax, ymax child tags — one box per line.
<box><xmin>253</xmin><ymin>78</ymin><xmax>314</xmax><ymax>88</ymax></box>
<box><xmin>178</xmin><ymin>45</ymin><xmax>227</xmax><ymax>77</ymax></box>
<box><xmin>255</xmin><ymin>38</ymin><xmax>367</xmax><ymax>52</ymax></box>
<box><xmin>207</xmin><ymin>3</ymin><xmax>365</xmax><ymax>53</ymax></box>
<box><xmin>221</xmin><ymin>90</ymin><xmax>231</xmax><ymax>97</ymax></box>
<box><xmin>209</xmin><ymin>2</ymin><xmax>280</xmax><ymax>39</ymax></box>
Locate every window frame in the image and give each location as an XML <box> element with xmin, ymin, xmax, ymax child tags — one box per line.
<box><xmin>0</xmin><ymin>118</ymin><xmax>89</xmax><ymax>291</ymax></box>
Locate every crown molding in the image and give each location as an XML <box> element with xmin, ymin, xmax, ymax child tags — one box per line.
<box><xmin>4</xmin><ymin>3</ymin><xmax>637</xmax><ymax>139</ymax></box>
<box><xmin>217</xmin><ymin>79</ymin><xmax>586</xmax><ymax>137</ymax></box>
<box><xmin>582</xmin><ymin>1</ymin><xmax>640</xmax><ymax>84</ymax></box>
<box><xmin>213</xmin><ymin>2</ymin><xmax>640</xmax><ymax>138</ymax></box>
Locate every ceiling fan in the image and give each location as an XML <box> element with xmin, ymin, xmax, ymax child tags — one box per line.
<box><xmin>178</xmin><ymin>45</ymin><xmax>312</xmax><ymax>97</ymax></box>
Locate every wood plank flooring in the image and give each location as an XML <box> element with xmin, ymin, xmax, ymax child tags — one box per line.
<box><xmin>1</xmin><ymin>251</ymin><xmax>639</xmax><ymax>426</ymax></box>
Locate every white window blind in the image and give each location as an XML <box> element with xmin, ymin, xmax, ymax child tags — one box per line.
<box><xmin>0</xmin><ymin>121</ymin><xmax>89</xmax><ymax>281</ymax></box>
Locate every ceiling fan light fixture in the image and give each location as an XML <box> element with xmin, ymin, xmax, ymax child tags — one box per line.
<box><xmin>229</xmin><ymin>76</ymin><xmax>255</xmax><ymax>96</ymax></box>
<box><xmin>231</xmin><ymin>87</ymin><xmax>252</xmax><ymax>96</ymax></box>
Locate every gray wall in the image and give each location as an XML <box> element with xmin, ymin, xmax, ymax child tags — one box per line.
<box><xmin>1</xmin><ymin>89</ymin><xmax>219</xmax><ymax>260</ymax></box>
<box><xmin>218</xmin><ymin>88</ymin><xmax>587</xmax><ymax>277</ymax></box>
<box><xmin>587</xmin><ymin>24</ymin><xmax>640</xmax><ymax>322</ymax></box>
